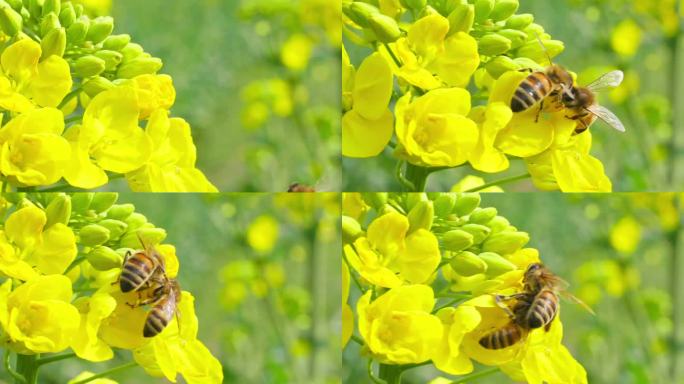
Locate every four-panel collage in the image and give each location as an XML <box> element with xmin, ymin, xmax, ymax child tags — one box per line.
<box><xmin>0</xmin><ymin>0</ymin><xmax>681</xmax><ymax>383</ymax></box>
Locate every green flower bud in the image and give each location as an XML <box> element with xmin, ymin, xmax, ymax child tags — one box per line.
<box><xmin>98</xmin><ymin>219</ymin><xmax>128</xmax><ymax>240</ymax></box>
<box><xmin>86</xmin><ymin>246</ymin><xmax>123</xmax><ymax>270</ymax></box>
<box><xmin>73</xmin><ymin>3</ymin><xmax>84</xmax><ymax>17</ymax></box>
<box><xmin>406</xmin><ymin>192</ymin><xmax>428</xmax><ymax>211</ymax></box>
<box><xmin>450</xmin><ymin>251</ymin><xmax>488</xmax><ymax>276</ymax></box>
<box><xmin>94</xmin><ymin>49</ymin><xmax>123</xmax><ymax>71</ymax></box>
<box><xmin>474</xmin><ymin>0</ymin><xmax>495</xmax><ymax>23</ymax></box>
<box><xmin>82</xmin><ymin>75</ymin><xmax>115</xmax><ymax>97</ymax></box>
<box><xmin>124</xmin><ymin>212</ymin><xmax>148</xmax><ymax>231</ymax></box>
<box><xmin>66</xmin><ymin>16</ymin><xmax>89</xmax><ymax>44</ymax></box>
<box><xmin>497</xmin><ymin>28</ymin><xmax>527</xmax><ymax>49</ymax></box>
<box><xmin>0</xmin><ymin>3</ymin><xmax>22</xmax><ymax>36</ymax></box>
<box><xmin>453</xmin><ymin>193</ymin><xmax>481</xmax><ymax>216</ymax></box>
<box><xmin>89</xmin><ymin>192</ymin><xmax>118</xmax><ymax>213</ymax></box>
<box><xmin>469</xmin><ymin>207</ymin><xmax>498</xmax><ymax>224</ymax></box>
<box><xmin>79</xmin><ymin>224</ymin><xmax>110</xmax><ymax>246</ymax></box>
<box><xmin>40</xmin><ymin>12</ymin><xmax>60</xmax><ymax>37</ymax></box>
<box><xmin>103</xmin><ymin>34</ymin><xmax>131</xmax><ymax>51</ymax></box>
<box><xmin>442</xmin><ymin>229</ymin><xmax>474</xmax><ymax>252</ymax></box>
<box><xmin>400</xmin><ymin>0</ymin><xmax>425</xmax><ymax>11</ymax></box>
<box><xmin>447</xmin><ymin>4</ymin><xmax>474</xmax><ymax>35</ymax></box>
<box><xmin>460</xmin><ymin>223</ymin><xmax>491</xmax><ymax>244</ymax></box>
<box><xmin>478</xmin><ymin>33</ymin><xmax>512</xmax><ymax>56</ymax></box>
<box><xmin>5</xmin><ymin>0</ymin><xmax>20</xmax><ymax>11</ymax></box>
<box><xmin>342</xmin><ymin>215</ymin><xmax>363</xmax><ymax>243</ymax></box>
<box><xmin>71</xmin><ymin>193</ymin><xmax>94</xmax><ymax>213</ymax></box>
<box><xmin>485</xmin><ymin>55</ymin><xmax>519</xmax><ymax>78</ymax></box>
<box><xmin>27</xmin><ymin>0</ymin><xmax>41</xmax><ymax>18</ymax></box>
<box><xmin>4</xmin><ymin>193</ymin><xmax>25</xmax><ymax>205</ymax></box>
<box><xmin>42</xmin><ymin>0</ymin><xmax>60</xmax><ymax>17</ymax></box>
<box><xmin>523</xmin><ymin>23</ymin><xmax>545</xmax><ymax>39</ymax></box>
<box><xmin>41</xmin><ymin>27</ymin><xmax>66</xmax><ymax>59</ymax></box>
<box><xmin>345</xmin><ymin>1</ymin><xmax>379</xmax><ymax>28</ymax></box>
<box><xmin>368</xmin><ymin>13</ymin><xmax>402</xmax><ymax>43</ymax></box>
<box><xmin>407</xmin><ymin>200</ymin><xmax>434</xmax><ymax>233</ymax></box>
<box><xmin>74</xmin><ymin>55</ymin><xmax>106</xmax><ymax>77</ymax></box>
<box><xmin>378</xmin><ymin>203</ymin><xmax>399</xmax><ymax>216</ymax></box>
<box><xmin>486</xmin><ymin>215</ymin><xmax>511</xmax><ymax>233</ymax></box>
<box><xmin>120</xmin><ymin>43</ymin><xmax>144</xmax><ymax>60</ymax></box>
<box><xmin>59</xmin><ymin>2</ymin><xmax>76</xmax><ymax>27</ymax></box>
<box><xmin>361</xmin><ymin>193</ymin><xmax>387</xmax><ymax>210</ymax></box>
<box><xmin>106</xmin><ymin>203</ymin><xmax>135</xmax><ymax>221</ymax></box>
<box><xmin>505</xmin><ymin>13</ymin><xmax>533</xmax><ymax>30</ymax></box>
<box><xmin>482</xmin><ymin>231</ymin><xmax>530</xmax><ymax>254</ymax></box>
<box><xmin>517</xmin><ymin>39</ymin><xmax>563</xmax><ymax>62</ymax></box>
<box><xmin>136</xmin><ymin>227</ymin><xmax>167</xmax><ymax>247</ymax></box>
<box><xmin>490</xmin><ymin>0</ymin><xmax>518</xmax><ymax>22</ymax></box>
<box><xmin>45</xmin><ymin>193</ymin><xmax>71</xmax><ymax>228</ymax></box>
<box><xmin>433</xmin><ymin>193</ymin><xmax>457</xmax><ymax>217</ymax></box>
<box><xmin>479</xmin><ymin>252</ymin><xmax>516</xmax><ymax>277</ymax></box>
<box><xmin>116</xmin><ymin>57</ymin><xmax>163</xmax><ymax>78</ymax></box>
<box><xmin>86</xmin><ymin>16</ymin><xmax>113</xmax><ymax>44</ymax></box>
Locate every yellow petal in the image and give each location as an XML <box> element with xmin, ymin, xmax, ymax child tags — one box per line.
<box><xmin>353</xmin><ymin>52</ymin><xmax>393</xmax><ymax>120</ymax></box>
<box><xmin>552</xmin><ymin>150</ymin><xmax>612</xmax><ymax>192</ymax></box>
<box><xmin>5</xmin><ymin>204</ymin><xmax>45</xmax><ymax>250</ymax></box>
<box><xmin>1</xmin><ymin>39</ymin><xmax>40</xmax><ymax>82</ymax></box>
<box><xmin>435</xmin><ymin>32</ymin><xmax>479</xmax><ymax>88</ymax></box>
<box><xmin>27</xmin><ymin>223</ymin><xmax>77</xmax><ymax>275</ymax></box>
<box><xmin>342</xmin><ymin>109</ymin><xmax>394</xmax><ymax>158</ymax></box>
<box><xmin>27</xmin><ymin>56</ymin><xmax>73</xmax><ymax>107</ymax></box>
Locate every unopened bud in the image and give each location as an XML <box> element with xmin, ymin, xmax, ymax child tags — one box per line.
<box><xmin>79</xmin><ymin>224</ymin><xmax>110</xmax><ymax>246</ymax></box>
<box><xmin>89</xmin><ymin>192</ymin><xmax>118</xmax><ymax>213</ymax></box>
<box><xmin>41</xmin><ymin>27</ymin><xmax>66</xmax><ymax>59</ymax></box>
<box><xmin>406</xmin><ymin>192</ymin><xmax>428</xmax><ymax>211</ymax></box>
<box><xmin>378</xmin><ymin>203</ymin><xmax>399</xmax><ymax>216</ymax></box>
<box><xmin>66</xmin><ymin>16</ymin><xmax>89</xmax><ymax>44</ymax></box>
<box><xmin>407</xmin><ymin>200</ymin><xmax>434</xmax><ymax>233</ymax></box>
<box><xmin>86</xmin><ymin>16</ymin><xmax>113</xmax><ymax>44</ymax></box>
<box><xmin>59</xmin><ymin>2</ymin><xmax>76</xmax><ymax>27</ymax></box>
<box><xmin>433</xmin><ymin>193</ymin><xmax>457</xmax><ymax>217</ymax></box>
<box><xmin>40</xmin><ymin>12</ymin><xmax>60</xmax><ymax>37</ymax></box>
<box><xmin>490</xmin><ymin>0</ymin><xmax>519</xmax><ymax>22</ymax></box>
<box><xmin>45</xmin><ymin>193</ymin><xmax>71</xmax><ymax>228</ymax></box>
<box><xmin>486</xmin><ymin>215</ymin><xmax>511</xmax><ymax>233</ymax></box>
<box><xmin>482</xmin><ymin>231</ymin><xmax>530</xmax><ymax>254</ymax></box>
<box><xmin>342</xmin><ymin>215</ymin><xmax>363</xmax><ymax>243</ymax></box>
<box><xmin>94</xmin><ymin>49</ymin><xmax>123</xmax><ymax>71</ymax></box>
<box><xmin>82</xmin><ymin>76</ymin><xmax>115</xmax><ymax>97</ymax></box>
<box><xmin>86</xmin><ymin>246</ymin><xmax>123</xmax><ymax>270</ymax></box>
<box><xmin>505</xmin><ymin>13</ymin><xmax>534</xmax><ymax>30</ymax></box>
<box><xmin>361</xmin><ymin>193</ymin><xmax>387</xmax><ymax>210</ymax></box>
<box><xmin>42</xmin><ymin>0</ymin><xmax>60</xmax><ymax>17</ymax></box>
<box><xmin>517</xmin><ymin>39</ymin><xmax>564</xmax><ymax>63</ymax></box>
<box><xmin>368</xmin><ymin>13</ymin><xmax>402</xmax><ymax>43</ymax></box>
<box><xmin>71</xmin><ymin>193</ymin><xmax>94</xmax><ymax>213</ymax></box>
<box><xmin>485</xmin><ymin>55</ymin><xmax>519</xmax><ymax>78</ymax></box>
<box><xmin>135</xmin><ymin>227</ymin><xmax>167</xmax><ymax>247</ymax></box>
<box><xmin>450</xmin><ymin>251</ymin><xmax>488</xmax><ymax>276</ymax></box>
<box><xmin>106</xmin><ymin>203</ymin><xmax>135</xmax><ymax>220</ymax></box>
<box><xmin>73</xmin><ymin>3</ymin><xmax>84</xmax><ymax>17</ymax></box>
<box><xmin>469</xmin><ymin>207</ymin><xmax>498</xmax><ymax>224</ymax></box>
<box><xmin>345</xmin><ymin>2</ymin><xmax>379</xmax><ymax>28</ymax></box>
<box><xmin>474</xmin><ymin>0</ymin><xmax>495</xmax><ymax>23</ymax></box>
<box><xmin>497</xmin><ymin>29</ymin><xmax>527</xmax><ymax>49</ymax></box>
<box><xmin>478</xmin><ymin>33</ymin><xmax>512</xmax><ymax>56</ymax></box>
<box><xmin>74</xmin><ymin>55</ymin><xmax>106</xmax><ymax>77</ymax></box>
<box><xmin>453</xmin><ymin>193</ymin><xmax>481</xmax><ymax>216</ymax></box>
<box><xmin>98</xmin><ymin>219</ymin><xmax>128</xmax><ymax>241</ymax></box>
<box><xmin>5</xmin><ymin>0</ymin><xmax>20</xmax><ymax>11</ymax></box>
<box><xmin>103</xmin><ymin>34</ymin><xmax>131</xmax><ymax>51</ymax></box>
<box><xmin>399</xmin><ymin>0</ymin><xmax>425</xmax><ymax>11</ymax></box>
<box><xmin>442</xmin><ymin>229</ymin><xmax>474</xmax><ymax>252</ymax></box>
<box><xmin>124</xmin><ymin>212</ymin><xmax>148</xmax><ymax>231</ymax></box>
<box><xmin>479</xmin><ymin>252</ymin><xmax>516</xmax><ymax>277</ymax></box>
<box><xmin>460</xmin><ymin>223</ymin><xmax>491</xmax><ymax>244</ymax></box>
<box><xmin>447</xmin><ymin>4</ymin><xmax>474</xmax><ymax>35</ymax></box>
<box><xmin>116</xmin><ymin>57</ymin><xmax>163</xmax><ymax>78</ymax></box>
<box><xmin>0</xmin><ymin>3</ymin><xmax>22</xmax><ymax>36</ymax></box>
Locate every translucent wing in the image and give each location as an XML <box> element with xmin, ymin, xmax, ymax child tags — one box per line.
<box><xmin>560</xmin><ymin>291</ymin><xmax>596</xmax><ymax>316</ymax></box>
<box><xmin>586</xmin><ymin>70</ymin><xmax>624</xmax><ymax>92</ymax></box>
<box><xmin>586</xmin><ymin>104</ymin><xmax>626</xmax><ymax>132</ymax></box>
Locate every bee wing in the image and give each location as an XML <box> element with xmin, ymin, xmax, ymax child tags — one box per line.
<box><xmin>560</xmin><ymin>291</ymin><xmax>596</xmax><ymax>316</ymax></box>
<box><xmin>586</xmin><ymin>104</ymin><xmax>626</xmax><ymax>132</ymax></box>
<box><xmin>586</xmin><ymin>70</ymin><xmax>624</xmax><ymax>92</ymax></box>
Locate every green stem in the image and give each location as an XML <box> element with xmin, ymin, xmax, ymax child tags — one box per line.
<box><xmin>65</xmin><ymin>256</ymin><xmax>86</xmax><ymax>274</ymax></box>
<box><xmin>64</xmin><ymin>115</ymin><xmax>83</xmax><ymax>125</ymax></box>
<box><xmin>4</xmin><ymin>350</ymin><xmax>27</xmax><ymax>384</ymax></box>
<box><xmin>383</xmin><ymin>43</ymin><xmax>402</xmax><ymax>67</ymax></box>
<box><xmin>378</xmin><ymin>364</ymin><xmax>403</xmax><ymax>384</ymax></box>
<box><xmin>350</xmin><ymin>334</ymin><xmax>365</xmax><ymax>346</ymax></box>
<box><xmin>669</xmin><ymin>198</ymin><xmax>683</xmax><ymax>381</ymax></box>
<box><xmin>35</xmin><ymin>352</ymin><xmax>76</xmax><ymax>366</ymax></box>
<box><xmin>57</xmin><ymin>87</ymin><xmax>82</xmax><ymax>110</ymax></box>
<box><xmin>667</xmin><ymin>24</ymin><xmax>683</xmax><ymax>187</ymax></box>
<box><xmin>70</xmin><ymin>361</ymin><xmax>137</xmax><ymax>384</ymax></box>
<box><xmin>15</xmin><ymin>354</ymin><xmax>38</xmax><ymax>384</ymax></box>
<box><xmin>452</xmin><ymin>367</ymin><xmax>500</xmax><ymax>383</ymax></box>
<box><xmin>404</xmin><ymin>163</ymin><xmax>430</xmax><ymax>192</ymax></box>
<box><xmin>464</xmin><ymin>173</ymin><xmax>531</xmax><ymax>192</ymax></box>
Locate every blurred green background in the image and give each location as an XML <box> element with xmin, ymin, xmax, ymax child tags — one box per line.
<box><xmin>20</xmin><ymin>193</ymin><xmax>341</xmax><ymax>383</ymax></box>
<box><xmin>343</xmin><ymin>0</ymin><xmax>684</xmax><ymax>192</ymax></box>
<box><xmin>106</xmin><ymin>0</ymin><xmax>340</xmax><ymax>192</ymax></box>
<box><xmin>343</xmin><ymin>193</ymin><xmax>684</xmax><ymax>383</ymax></box>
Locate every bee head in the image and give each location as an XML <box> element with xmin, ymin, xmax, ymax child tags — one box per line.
<box><xmin>547</xmin><ymin>65</ymin><xmax>574</xmax><ymax>89</ymax></box>
<box><xmin>523</xmin><ymin>263</ymin><xmax>546</xmax><ymax>290</ymax></box>
<box><xmin>563</xmin><ymin>87</ymin><xmax>594</xmax><ymax>108</ymax></box>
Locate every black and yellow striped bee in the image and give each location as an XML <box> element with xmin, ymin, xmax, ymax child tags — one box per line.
<box><xmin>142</xmin><ymin>278</ymin><xmax>182</xmax><ymax>338</ymax></box>
<box><xmin>510</xmin><ymin>64</ymin><xmax>574</xmax><ymax>115</ymax></box>
<box><xmin>118</xmin><ymin>240</ymin><xmax>166</xmax><ymax>293</ymax></box>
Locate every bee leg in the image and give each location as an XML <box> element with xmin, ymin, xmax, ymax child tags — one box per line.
<box><xmin>518</xmin><ymin>68</ymin><xmax>534</xmax><ymax>73</ymax></box>
<box><xmin>494</xmin><ymin>295</ymin><xmax>516</xmax><ymax>319</ymax></box>
<box><xmin>535</xmin><ymin>100</ymin><xmax>545</xmax><ymax>123</ymax></box>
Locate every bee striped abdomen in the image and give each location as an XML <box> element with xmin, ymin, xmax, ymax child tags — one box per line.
<box><xmin>120</xmin><ymin>253</ymin><xmax>156</xmax><ymax>292</ymax></box>
<box><xmin>479</xmin><ymin>323</ymin><xmax>523</xmax><ymax>350</ymax></box>
<box><xmin>525</xmin><ymin>289</ymin><xmax>558</xmax><ymax>329</ymax></box>
<box><xmin>511</xmin><ymin>73</ymin><xmax>552</xmax><ymax>113</ymax></box>
<box><xmin>143</xmin><ymin>308</ymin><xmax>169</xmax><ymax>337</ymax></box>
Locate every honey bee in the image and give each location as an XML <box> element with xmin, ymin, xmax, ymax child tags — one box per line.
<box><xmin>479</xmin><ymin>263</ymin><xmax>593</xmax><ymax>350</ymax></box>
<box><xmin>287</xmin><ymin>183</ymin><xmax>316</xmax><ymax>192</ymax></box>
<box><xmin>561</xmin><ymin>70</ymin><xmax>626</xmax><ymax>134</ymax></box>
<box><xmin>142</xmin><ymin>278</ymin><xmax>182</xmax><ymax>337</ymax></box>
<box><xmin>118</xmin><ymin>238</ymin><xmax>167</xmax><ymax>293</ymax></box>
<box><xmin>511</xmin><ymin>64</ymin><xmax>574</xmax><ymax>114</ymax></box>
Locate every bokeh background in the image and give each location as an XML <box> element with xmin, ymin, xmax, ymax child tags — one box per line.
<box><xmin>102</xmin><ymin>0</ymin><xmax>340</xmax><ymax>191</ymax></box>
<box><xmin>21</xmin><ymin>193</ymin><xmax>341</xmax><ymax>383</ymax></box>
<box><xmin>343</xmin><ymin>0</ymin><xmax>684</xmax><ymax>192</ymax></box>
<box><xmin>343</xmin><ymin>193</ymin><xmax>684</xmax><ymax>383</ymax></box>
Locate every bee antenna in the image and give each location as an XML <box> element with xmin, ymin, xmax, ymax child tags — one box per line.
<box><xmin>534</xmin><ymin>31</ymin><xmax>554</xmax><ymax>67</ymax></box>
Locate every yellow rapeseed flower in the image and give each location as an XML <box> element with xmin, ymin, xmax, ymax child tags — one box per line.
<box><xmin>129</xmin><ymin>74</ymin><xmax>176</xmax><ymax>120</ymax></box>
<box><xmin>342</xmin><ymin>262</ymin><xmax>353</xmax><ymax>347</ymax></box>
<box><xmin>71</xmin><ymin>292</ymin><xmax>117</xmax><ymax>362</ymax></box>
<box><xmin>246</xmin><ymin>215</ymin><xmax>279</xmax><ymax>253</ymax></box>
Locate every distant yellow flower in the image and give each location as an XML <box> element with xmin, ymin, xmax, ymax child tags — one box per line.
<box><xmin>610</xmin><ymin>216</ymin><xmax>641</xmax><ymax>254</ymax></box>
<box><xmin>342</xmin><ymin>48</ymin><xmax>394</xmax><ymax>158</ymax></box>
<box><xmin>281</xmin><ymin>34</ymin><xmax>314</xmax><ymax>71</ymax></box>
<box><xmin>0</xmin><ymin>276</ymin><xmax>80</xmax><ymax>354</ymax></box>
<box><xmin>247</xmin><ymin>215</ymin><xmax>279</xmax><ymax>253</ymax></box>
<box><xmin>611</xmin><ymin>19</ymin><xmax>642</xmax><ymax>58</ymax></box>
<box><xmin>394</xmin><ymin>88</ymin><xmax>478</xmax><ymax>167</ymax></box>
<box><xmin>357</xmin><ymin>285</ymin><xmax>442</xmax><ymax>364</ymax></box>
<box><xmin>342</xmin><ymin>262</ymin><xmax>353</xmax><ymax>347</ymax></box>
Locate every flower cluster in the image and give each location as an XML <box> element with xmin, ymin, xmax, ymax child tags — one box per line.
<box><xmin>342</xmin><ymin>192</ymin><xmax>587</xmax><ymax>383</ymax></box>
<box><xmin>0</xmin><ymin>0</ymin><xmax>215</xmax><ymax>191</ymax></box>
<box><xmin>342</xmin><ymin>0</ymin><xmax>617</xmax><ymax>192</ymax></box>
<box><xmin>0</xmin><ymin>192</ymin><xmax>222</xmax><ymax>383</ymax></box>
